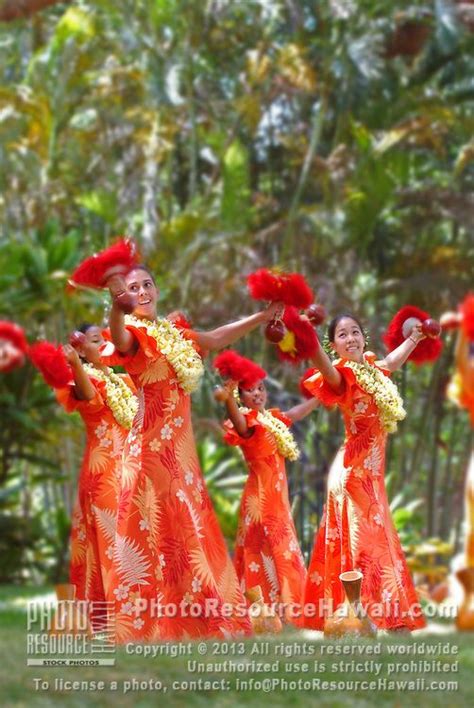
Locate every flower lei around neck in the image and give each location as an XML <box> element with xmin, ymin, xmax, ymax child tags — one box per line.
<box><xmin>83</xmin><ymin>364</ymin><xmax>138</xmax><ymax>429</ymax></box>
<box><xmin>240</xmin><ymin>407</ymin><xmax>300</xmax><ymax>461</ymax></box>
<box><xmin>124</xmin><ymin>314</ymin><xmax>204</xmax><ymax>394</ymax></box>
<box><xmin>342</xmin><ymin>356</ymin><xmax>406</xmax><ymax>433</ymax></box>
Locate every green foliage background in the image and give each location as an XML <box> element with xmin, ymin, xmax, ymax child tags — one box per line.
<box><xmin>0</xmin><ymin>0</ymin><xmax>472</xmax><ymax>582</ymax></box>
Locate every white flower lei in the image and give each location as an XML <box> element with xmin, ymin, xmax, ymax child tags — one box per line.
<box><xmin>83</xmin><ymin>364</ymin><xmax>138</xmax><ymax>429</ymax></box>
<box><xmin>240</xmin><ymin>407</ymin><xmax>300</xmax><ymax>461</ymax></box>
<box><xmin>343</xmin><ymin>357</ymin><xmax>406</xmax><ymax>433</ymax></box>
<box><xmin>125</xmin><ymin>314</ymin><xmax>204</xmax><ymax>394</ymax></box>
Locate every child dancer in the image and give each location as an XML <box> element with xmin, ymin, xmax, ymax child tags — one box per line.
<box><xmin>214</xmin><ymin>349</ymin><xmax>317</xmax><ymax>624</ymax></box>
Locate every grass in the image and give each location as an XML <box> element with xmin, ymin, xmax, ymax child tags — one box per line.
<box><xmin>1</xmin><ymin>585</ymin><xmax>473</xmax><ymax>707</ymax></box>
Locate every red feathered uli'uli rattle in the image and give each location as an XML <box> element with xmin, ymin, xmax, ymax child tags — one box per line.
<box><xmin>305</xmin><ymin>303</ymin><xmax>327</xmax><ymax>327</ymax></box>
<box><xmin>247</xmin><ymin>268</ymin><xmax>321</xmax><ymax>364</ymax></box>
<box><xmin>247</xmin><ymin>269</ymin><xmax>314</xmax><ymax>343</ymax></box>
<box><xmin>69</xmin><ymin>331</ymin><xmax>87</xmax><ymax>349</ymax></box>
<box><xmin>0</xmin><ymin>321</ymin><xmax>28</xmax><ymax>373</ymax></box>
<box><xmin>383</xmin><ymin>305</ymin><xmax>442</xmax><ymax>365</ymax></box>
<box><xmin>213</xmin><ymin>350</ymin><xmax>267</xmax><ymax>401</ymax></box>
<box><xmin>68</xmin><ymin>237</ymin><xmax>139</xmax><ymax>292</ymax></box>
<box><xmin>29</xmin><ymin>341</ymin><xmax>73</xmax><ymax>388</ymax></box>
<box><xmin>275</xmin><ymin>306</ymin><xmax>320</xmax><ymax>364</ymax></box>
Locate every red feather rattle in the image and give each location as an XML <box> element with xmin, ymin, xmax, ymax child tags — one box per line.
<box><xmin>213</xmin><ymin>350</ymin><xmax>266</xmax><ymax>387</ymax></box>
<box><xmin>213</xmin><ymin>350</ymin><xmax>267</xmax><ymax>402</ymax></box>
<box><xmin>29</xmin><ymin>341</ymin><xmax>73</xmax><ymax>388</ymax></box>
<box><xmin>383</xmin><ymin>305</ymin><xmax>442</xmax><ymax>364</ymax></box>
<box><xmin>247</xmin><ymin>269</ymin><xmax>314</xmax><ymax>309</ymax></box>
<box><xmin>0</xmin><ymin>321</ymin><xmax>28</xmax><ymax>373</ymax></box>
<box><xmin>67</xmin><ymin>237</ymin><xmax>139</xmax><ymax>291</ymax></box>
<box><xmin>276</xmin><ymin>306</ymin><xmax>319</xmax><ymax>364</ymax></box>
<box><xmin>247</xmin><ymin>268</ymin><xmax>323</xmax><ymax>364</ymax></box>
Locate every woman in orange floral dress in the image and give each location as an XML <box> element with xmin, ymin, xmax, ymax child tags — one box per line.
<box><xmin>213</xmin><ymin>350</ymin><xmax>317</xmax><ymax>624</ymax></box>
<box><xmin>104</xmin><ymin>267</ymin><xmax>281</xmax><ymax>641</ymax></box>
<box><xmin>32</xmin><ymin>325</ymin><xmax>137</xmax><ymax>631</ymax></box>
<box><xmin>301</xmin><ymin>313</ymin><xmax>427</xmax><ymax>632</ymax></box>
<box><xmin>443</xmin><ymin>295</ymin><xmax>474</xmax><ymax>565</ymax></box>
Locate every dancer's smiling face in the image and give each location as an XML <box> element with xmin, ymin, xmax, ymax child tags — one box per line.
<box><xmin>240</xmin><ymin>380</ymin><xmax>267</xmax><ymax>411</ymax></box>
<box><xmin>331</xmin><ymin>317</ymin><xmax>365</xmax><ymax>362</ymax></box>
<box><xmin>126</xmin><ymin>268</ymin><xmax>159</xmax><ymax>319</ymax></box>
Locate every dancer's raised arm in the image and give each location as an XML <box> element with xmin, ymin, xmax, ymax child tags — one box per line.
<box><xmin>215</xmin><ymin>380</ymin><xmax>250</xmax><ymax>437</ymax></box>
<box><xmin>308</xmin><ymin>340</ymin><xmax>343</xmax><ymax>392</ymax></box>
<box><xmin>63</xmin><ymin>344</ymin><xmax>96</xmax><ymax>401</ymax></box>
<box><xmin>195</xmin><ymin>302</ymin><xmax>283</xmax><ymax>351</ymax></box>
<box><xmin>376</xmin><ymin>323</ymin><xmax>425</xmax><ymax>372</ymax></box>
<box><xmin>284</xmin><ymin>396</ymin><xmax>319</xmax><ymax>423</ymax></box>
<box><xmin>107</xmin><ymin>269</ymin><xmax>281</xmax><ymax>354</ymax></box>
<box><xmin>107</xmin><ymin>274</ymin><xmax>137</xmax><ymax>354</ymax></box>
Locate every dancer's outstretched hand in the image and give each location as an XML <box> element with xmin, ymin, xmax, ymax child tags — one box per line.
<box><xmin>106</xmin><ymin>273</ymin><xmax>137</xmax><ymax>313</ymax></box>
<box><xmin>261</xmin><ymin>301</ymin><xmax>284</xmax><ymax>323</ymax></box>
<box><xmin>409</xmin><ymin>322</ymin><xmax>426</xmax><ymax>343</ymax></box>
<box><xmin>63</xmin><ymin>344</ymin><xmax>81</xmax><ymax>368</ymax></box>
<box><xmin>106</xmin><ymin>273</ymin><xmax>127</xmax><ymax>297</ymax></box>
<box><xmin>214</xmin><ymin>379</ymin><xmax>238</xmax><ymax>403</ymax></box>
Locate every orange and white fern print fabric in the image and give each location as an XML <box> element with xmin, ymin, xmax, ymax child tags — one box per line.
<box><xmin>56</xmin><ymin>376</ymin><xmax>134</xmax><ymax>630</ymax></box>
<box><xmin>107</xmin><ymin>322</ymin><xmax>252</xmax><ymax>641</ymax></box>
<box><xmin>301</xmin><ymin>353</ymin><xmax>426</xmax><ymax>631</ymax></box>
<box><xmin>223</xmin><ymin>408</ymin><xmax>307</xmax><ymax>625</ymax></box>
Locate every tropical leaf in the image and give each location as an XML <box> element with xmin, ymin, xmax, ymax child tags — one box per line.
<box><xmin>188</xmin><ymin>547</ymin><xmax>218</xmax><ymax>590</ymax></box>
<box><xmin>139</xmin><ymin>357</ymin><xmax>169</xmax><ymax>385</ymax></box>
<box><xmin>261</xmin><ymin>552</ymin><xmax>280</xmax><ymax>595</ymax></box>
<box><xmin>113</xmin><ymin>534</ymin><xmax>152</xmax><ymax>586</ymax></box>
<box><xmin>88</xmin><ymin>445</ymin><xmax>110</xmax><ymax>473</ymax></box>
<box><xmin>85</xmin><ymin>542</ymin><xmax>97</xmax><ymax>597</ymax></box>
<box><xmin>121</xmin><ymin>454</ymin><xmax>141</xmax><ymax>489</ymax></box>
<box><xmin>217</xmin><ymin>556</ymin><xmax>242</xmax><ymax>604</ymax></box>
<box><xmin>177</xmin><ymin>492</ymin><xmax>204</xmax><ymax>539</ymax></box>
<box><xmin>245</xmin><ymin>494</ymin><xmax>262</xmax><ymax>524</ymax></box>
<box><xmin>91</xmin><ymin>505</ymin><xmax>116</xmax><ymax>543</ymax></box>
<box><xmin>132</xmin><ymin>477</ymin><xmax>160</xmax><ymax>545</ymax></box>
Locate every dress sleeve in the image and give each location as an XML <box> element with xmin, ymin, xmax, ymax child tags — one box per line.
<box><xmin>223</xmin><ymin>409</ymin><xmax>260</xmax><ymax>447</ymax></box>
<box><xmin>101</xmin><ymin>324</ymin><xmax>160</xmax><ymax>373</ymax></box>
<box><xmin>55</xmin><ymin>379</ymin><xmax>105</xmax><ymax>414</ymax></box>
<box><xmin>302</xmin><ymin>365</ymin><xmax>354</xmax><ymax>408</ymax></box>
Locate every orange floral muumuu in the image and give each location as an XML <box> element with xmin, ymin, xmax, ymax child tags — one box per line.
<box><xmin>105</xmin><ymin>318</ymin><xmax>252</xmax><ymax>641</ymax></box>
<box><xmin>302</xmin><ymin>353</ymin><xmax>425</xmax><ymax>632</ymax></box>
